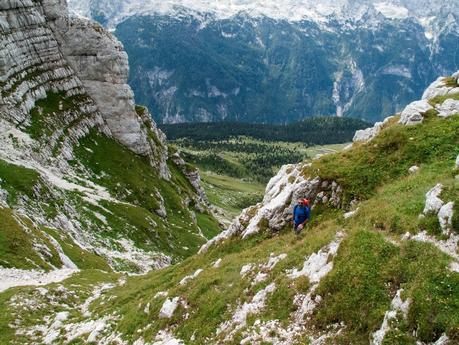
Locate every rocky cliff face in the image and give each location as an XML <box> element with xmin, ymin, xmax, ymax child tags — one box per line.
<box><xmin>53</xmin><ymin>10</ymin><xmax>171</xmax><ymax>178</ymax></box>
<box><xmin>0</xmin><ymin>0</ymin><xmax>214</xmax><ymax>274</ymax></box>
<box><xmin>0</xmin><ymin>0</ymin><xmax>169</xmax><ymax>177</ymax></box>
<box><xmin>1</xmin><ymin>0</ymin><xmax>105</xmax><ymax>165</ymax></box>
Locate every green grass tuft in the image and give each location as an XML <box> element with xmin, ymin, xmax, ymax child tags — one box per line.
<box><xmin>0</xmin><ymin>209</ymin><xmax>61</xmax><ymax>270</ymax></box>
<box><xmin>305</xmin><ymin>116</ymin><xmax>459</xmax><ymax>204</ymax></box>
<box><xmin>0</xmin><ymin>159</ymin><xmax>40</xmax><ymax>204</ymax></box>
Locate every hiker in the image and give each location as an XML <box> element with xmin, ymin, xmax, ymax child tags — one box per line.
<box><xmin>293</xmin><ymin>198</ymin><xmax>310</xmax><ymax>234</ymax></box>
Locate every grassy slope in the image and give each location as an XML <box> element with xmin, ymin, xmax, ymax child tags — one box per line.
<box><xmin>200</xmin><ymin>171</ymin><xmax>265</xmax><ymax>220</ymax></box>
<box><xmin>0</xmin><ymin>159</ymin><xmax>39</xmax><ymax>203</ymax></box>
<box><xmin>0</xmin><ymin>208</ymin><xmax>62</xmax><ymax>270</ymax></box>
<box><xmin>72</xmin><ymin>131</ymin><xmax>221</xmax><ymax>261</ymax></box>
<box><xmin>306</xmin><ymin>115</ymin><xmax>458</xmax><ymax>205</ymax></box>
<box><xmin>1</xmin><ymin>114</ymin><xmax>456</xmax><ymax>344</ymax></box>
<box><xmin>0</xmin><ymin>270</ymin><xmax>120</xmax><ymax>344</ymax></box>
<box><xmin>0</xmin><ymin>128</ymin><xmax>222</xmax><ymax>272</ymax></box>
<box><xmin>95</xmin><ymin>114</ymin><xmax>456</xmax><ymax>344</ymax></box>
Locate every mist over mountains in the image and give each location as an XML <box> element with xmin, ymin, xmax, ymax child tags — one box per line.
<box><xmin>69</xmin><ymin>0</ymin><xmax>459</xmax><ymax>124</ymax></box>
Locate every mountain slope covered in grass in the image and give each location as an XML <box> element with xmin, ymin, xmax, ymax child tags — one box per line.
<box><xmin>1</xmin><ymin>59</ymin><xmax>457</xmax><ymax>344</ymax></box>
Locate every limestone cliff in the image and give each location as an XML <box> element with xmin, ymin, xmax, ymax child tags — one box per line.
<box><xmin>0</xmin><ymin>0</ymin><xmax>215</xmax><ymax>274</ymax></box>
<box><xmin>0</xmin><ymin>0</ymin><xmax>170</xmax><ymax>178</ymax></box>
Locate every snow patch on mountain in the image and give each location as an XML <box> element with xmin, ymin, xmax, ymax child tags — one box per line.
<box><xmin>68</xmin><ymin>0</ymin><xmax>459</xmax><ymax>29</ymax></box>
<box><xmin>374</xmin><ymin>2</ymin><xmax>409</xmax><ymax>20</ymax></box>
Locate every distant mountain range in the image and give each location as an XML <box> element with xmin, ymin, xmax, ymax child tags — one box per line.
<box><xmin>69</xmin><ymin>0</ymin><xmax>459</xmax><ymax>124</ymax></box>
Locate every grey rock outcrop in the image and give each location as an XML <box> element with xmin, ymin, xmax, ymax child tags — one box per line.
<box><xmin>44</xmin><ymin>5</ymin><xmax>171</xmax><ymax>178</ymax></box>
<box><xmin>438</xmin><ymin>202</ymin><xmax>454</xmax><ymax>233</ymax></box>
<box><xmin>408</xmin><ymin>166</ymin><xmax>419</xmax><ymax>174</ymax></box>
<box><xmin>435</xmin><ymin>99</ymin><xmax>459</xmax><ymax>118</ymax></box>
<box><xmin>399</xmin><ymin>100</ymin><xmax>432</xmax><ymax>126</ymax></box>
<box><xmin>353</xmin><ymin>116</ymin><xmax>394</xmax><ymax>143</ymax></box>
<box><xmin>353</xmin><ymin>121</ymin><xmax>385</xmax><ymax>143</ymax></box>
<box><xmin>422</xmin><ymin>77</ymin><xmax>452</xmax><ymax>100</ymax></box>
<box><xmin>200</xmin><ymin>162</ymin><xmax>344</xmax><ymax>252</ymax></box>
<box><xmin>0</xmin><ymin>187</ymin><xmax>8</xmax><ymax>207</ymax></box>
<box><xmin>423</xmin><ymin>183</ymin><xmax>444</xmax><ymax>215</ymax></box>
<box><xmin>171</xmin><ymin>152</ymin><xmax>208</xmax><ymax>206</ymax></box>
<box><xmin>422</xmin><ymin>75</ymin><xmax>459</xmax><ymax>100</ymax></box>
<box><xmin>0</xmin><ymin>0</ymin><xmax>107</xmax><ymax>166</ymax></box>
<box><xmin>0</xmin><ymin>0</ymin><xmax>171</xmax><ymax>179</ymax></box>
<box><xmin>0</xmin><ymin>0</ymin><xmax>210</xmax><ymax>274</ymax></box>
<box><xmin>400</xmin><ymin>72</ymin><xmax>459</xmax><ymax>126</ymax></box>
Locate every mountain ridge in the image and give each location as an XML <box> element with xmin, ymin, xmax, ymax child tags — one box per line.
<box><xmin>68</xmin><ymin>0</ymin><xmax>459</xmax><ymax>31</ymax></box>
<box><xmin>68</xmin><ymin>0</ymin><xmax>459</xmax><ymax>125</ymax></box>
<box><xmin>0</xmin><ymin>0</ymin><xmax>217</xmax><ymax>275</ymax></box>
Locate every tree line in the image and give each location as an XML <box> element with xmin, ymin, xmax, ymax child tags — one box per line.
<box><xmin>160</xmin><ymin>116</ymin><xmax>370</xmax><ymax>145</ymax></box>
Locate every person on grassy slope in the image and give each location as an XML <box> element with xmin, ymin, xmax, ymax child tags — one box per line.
<box><xmin>293</xmin><ymin>198</ymin><xmax>310</xmax><ymax>234</ymax></box>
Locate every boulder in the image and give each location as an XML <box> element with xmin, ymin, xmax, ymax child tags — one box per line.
<box><xmin>353</xmin><ymin>122</ymin><xmax>384</xmax><ymax>142</ymax></box>
<box><xmin>399</xmin><ymin>100</ymin><xmax>432</xmax><ymax>126</ymax></box>
<box><xmin>436</xmin><ymin>99</ymin><xmax>459</xmax><ymax>118</ymax></box>
<box><xmin>422</xmin><ymin>77</ymin><xmax>451</xmax><ymax>100</ymax></box>
<box><xmin>423</xmin><ymin>184</ymin><xmax>444</xmax><ymax>215</ymax></box>
<box><xmin>344</xmin><ymin>208</ymin><xmax>359</xmax><ymax>219</ymax></box>
<box><xmin>159</xmin><ymin>297</ymin><xmax>179</xmax><ymax>319</ymax></box>
<box><xmin>408</xmin><ymin>166</ymin><xmax>419</xmax><ymax>174</ymax></box>
<box><xmin>353</xmin><ymin>116</ymin><xmax>393</xmax><ymax>143</ymax></box>
<box><xmin>438</xmin><ymin>202</ymin><xmax>454</xmax><ymax>234</ymax></box>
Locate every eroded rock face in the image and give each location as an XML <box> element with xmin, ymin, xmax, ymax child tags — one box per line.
<box><xmin>422</xmin><ymin>77</ymin><xmax>453</xmax><ymax>100</ymax></box>
<box><xmin>171</xmin><ymin>152</ymin><xmax>208</xmax><ymax>206</ymax></box>
<box><xmin>423</xmin><ymin>183</ymin><xmax>444</xmax><ymax>215</ymax></box>
<box><xmin>397</xmin><ymin>71</ymin><xmax>459</xmax><ymax>126</ymax></box>
<box><xmin>353</xmin><ymin>116</ymin><xmax>394</xmax><ymax>143</ymax></box>
<box><xmin>49</xmin><ymin>11</ymin><xmax>170</xmax><ymax>178</ymax></box>
<box><xmin>0</xmin><ymin>187</ymin><xmax>8</xmax><ymax>207</ymax></box>
<box><xmin>436</xmin><ymin>99</ymin><xmax>459</xmax><ymax>118</ymax></box>
<box><xmin>0</xmin><ymin>0</ymin><xmax>170</xmax><ymax>178</ymax></box>
<box><xmin>41</xmin><ymin>0</ymin><xmax>68</xmax><ymax>21</ymax></box>
<box><xmin>438</xmin><ymin>202</ymin><xmax>454</xmax><ymax>234</ymax></box>
<box><xmin>200</xmin><ymin>162</ymin><xmax>345</xmax><ymax>251</ymax></box>
<box><xmin>0</xmin><ymin>0</ymin><xmax>214</xmax><ymax>275</ymax></box>
<box><xmin>422</xmin><ymin>75</ymin><xmax>459</xmax><ymax>100</ymax></box>
<box><xmin>353</xmin><ymin>122</ymin><xmax>384</xmax><ymax>143</ymax></box>
<box><xmin>0</xmin><ymin>0</ymin><xmax>107</xmax><ymax>166</ymax></box>
<box><xmin>399</xmin><ymin>100</ymin><xmax>432</xmax><ymax>126</ymax></box>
